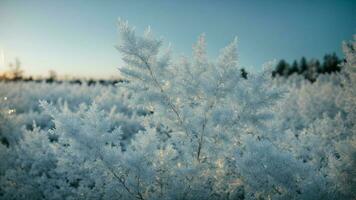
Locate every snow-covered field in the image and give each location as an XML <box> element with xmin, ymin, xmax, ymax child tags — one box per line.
<box><xmin>0</xmin><ymin>22</ymin><xmax>355</xmax><ymax>200</ymax></box>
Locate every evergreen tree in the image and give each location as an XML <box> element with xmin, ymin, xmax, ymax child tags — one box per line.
<box><xmin>299</xmin><ymin>57</ymin><xmax>308</xmax><ymax>75</ymax></box>
<box><xmin>289</xmin><ymin>60</ymin><xmax>299</xmax><ymax>75</ymax></box>
<box><xmin>323</xmin><ymin>53</ymin><xmax>341</xmax><ymax>73</ymax></box>
<box><xmin>273</xmin><ymin>59</ymin><xmax>288</xmax><ymax>77</ymax></box>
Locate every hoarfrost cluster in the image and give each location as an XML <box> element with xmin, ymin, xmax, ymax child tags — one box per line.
<box><xmin>0</xmin><ymin>21</ymin><xmax>355</xmax><ymax>200</ymax></box>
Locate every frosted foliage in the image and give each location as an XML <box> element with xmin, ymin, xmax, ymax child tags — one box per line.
<box><xmin>235</xmin><ymin>135</ymin><xmax>334</xmax><ymax>200</ymax></box>
<box><xmin>270</xmin><ymin>36</ymin><xmax>356</xmax><ymax>199</ymax></box>
<box><xmin>114</xmin><ymin>20</ymin><xmax>354</xmax><ymax>199</ymax></box>
<box><xmin>0</xmin><ymin>21</ymin><xmax>355</xmax><ymax>199</ymax></box>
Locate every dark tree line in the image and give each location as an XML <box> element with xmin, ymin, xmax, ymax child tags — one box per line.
<box><xmin>1</xmin><ymin>54</ymin><xmax>342</xmax><ymax>85</ymax></box>
<box><xmin>272</xmin><ymin>53</ymin><xmax>342</xmax><ymax>82</ymax></box>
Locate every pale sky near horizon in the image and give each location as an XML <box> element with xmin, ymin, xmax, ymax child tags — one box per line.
<box><xmin>0</xmin><ymin>0</ymin><xmax>355</xmax><ymax>78</ymax></box>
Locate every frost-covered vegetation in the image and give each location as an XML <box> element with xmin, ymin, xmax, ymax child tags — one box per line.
<box><xmin>0</xmin><ymin>21</ymin><xmax>355</xmax><ymax>200</ymax></box>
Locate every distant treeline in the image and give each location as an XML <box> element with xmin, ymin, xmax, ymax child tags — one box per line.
<box><xmin>0</xmin><ymin>58</ymin><xmax>124</xmax><ymax>86</ymax></box>
<box><xmin>0</xmin><ymin>53</ymin><xmax>343</xmax><ymax>85</ymax></box>
<box><xmin>272</xmin><ymin>53</ymin><xmax>342</xmax><ymax>82</ymax></box>
<box><xmin>0</xmin><ymin>58</ymin><xmax>250</xmax><ymax>84</ymax></box>
<box><xmin>0</xmin><ymin>76</ymin><xmax>125</xmax><ymax>86</ymax></box>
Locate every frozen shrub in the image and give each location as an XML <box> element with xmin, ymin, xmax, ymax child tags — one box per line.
<box><xmin>0</xmin><ymin>22</ymin><xmax>354</xmax><ymax>200</ymax></box>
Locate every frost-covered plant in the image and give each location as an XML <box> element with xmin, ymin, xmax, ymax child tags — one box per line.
<box><xmin>0</xmin><ymin>125</ymin><xmax>59</xmax><ymax>200</ymax></box>
<box><xmin>117</xmin><ymin>19</ymin><xmax>281</xmax><ymax>159</ymax></box>
<box><xmin>115</xmin><ymin>20</ymin><xmax>293</xmax><ymax>199</ymax></box>
<box><xmin>235</xmin><ymin>135</ymin><xmax>333</xmax><ymax>200</ymax></box>
<box><xmin>1</xmin><ymin>100</ymin><xmax>144</xmax><ymax>200</ymax></box>
<box><xmin>268</xmin><ymin>36</ymin><xmax>356</xmax><ymax>199</ymax></box>
<box><xmin>116</xmin><ymin>20</ymin><xmax>355</xmax><ymax>199</ymax></box>
<box><xmin>327</xmin><ymin>36</ymin><xmax>356</xmax><ymax>198</ymax></box>
<box><xmin>0</xmin><ymin>82</ymin><xmax>142</xmax><ymax>147</ymax></box>
<box><xmin>0</xmin><ymin>82</ymin><xmax>144</xmax><ymax>199</ymax></box>
<box><xmin>1</xmin><ymin>21</ymin><xmax>355</xmax><ymax>200</ymax></box>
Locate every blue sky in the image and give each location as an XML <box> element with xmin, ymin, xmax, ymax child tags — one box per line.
<box><xmin>0</xmin><ymin>0</ymin><xmax>355</xmax><ymax>78</ymax></box>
